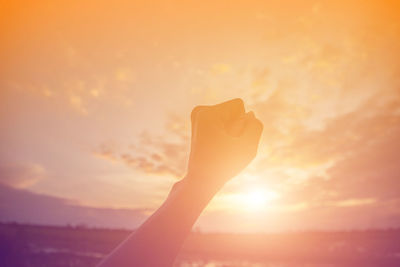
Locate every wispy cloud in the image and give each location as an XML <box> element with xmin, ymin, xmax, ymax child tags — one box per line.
<box><xmin>0</xmin><ymin>163</ymin><xmax>46</xmax><ymax>189</ymax></box>
<box><xmin>94</xmin><ymin>114</ymin><xmax>190</xmax><ymax>179</ymax></box>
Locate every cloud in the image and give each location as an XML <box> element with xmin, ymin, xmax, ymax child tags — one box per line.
<box><xmin>333</xmin><ymin>198</ymin><xmax>376</xmax><ymax>207</ymax></box>
<box><xmin>229</xmin><ymin>78</ymin><xmax>400</xmax><ymax>231</ymax></box>
<box><xmin>95</xmin><ymin>114</ymin><xmax>190</xmax><ymax>179</ymax></box>
<box><xmin>0</xmin><ymin>163</ymin><xmax>46</xmax><ymax>189</ymax></box>
<box><xmin>284</xmin><ymin>102</ymin><xmax>400</xmax><ymax>204</ymax></box>
<box><xmin>262</xmin><ymin>96</ymin><xmax>400</xmax><ymax>230</ymax></box>
<box><xmin>211</xmin><ymin>63</ymin><xmax>232</xmax><ymax>74</ymax></box>
<box><xmin>68</xmin><ymin>93</ymin><xmax>88</xmax><ymax>115</ymax></box>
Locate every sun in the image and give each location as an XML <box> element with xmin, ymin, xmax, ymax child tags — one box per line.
<box><xmin>239</xmin><ymin>189</ymin><xmax>280</xmax><ymax>211</ymax></box>
<box><xmin>213</xmin><ymin>186</ymin><xmax>280</xmax><ymax>212</ymax></box>
<box><xmin>244</xmin><ymin>190</ymin><xmax>268</xmax><ymax>209</ymax></box>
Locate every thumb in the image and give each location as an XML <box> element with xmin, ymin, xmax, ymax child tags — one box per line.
<box><xmin>242</xmin><ymin>111</ymin><xmax>263</xmax><ymax>147</ymax></box>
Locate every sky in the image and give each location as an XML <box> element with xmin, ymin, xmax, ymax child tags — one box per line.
<box><xmin>1</xmin><ymin>0</ymin><xmax>400</xmax><ymax>232</ymax></box>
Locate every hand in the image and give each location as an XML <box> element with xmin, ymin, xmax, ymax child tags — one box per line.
<box><xmin>186</xmin><ymin>98</ymin><xmax>263</xmax><ymax>187</ymax></box>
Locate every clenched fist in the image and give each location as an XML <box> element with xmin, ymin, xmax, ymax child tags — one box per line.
<box><xmin>187</xmin><ymin>98</ymin><xmax>263</xmax><ymax>187</ymax></box>
<box><xmin>98</xmin><ymin>98</ymin><xmax>263</xmax><ymax>267</ymax></box>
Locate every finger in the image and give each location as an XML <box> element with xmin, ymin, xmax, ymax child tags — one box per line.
<box><xmin>213</xmin><ymin>98</ymin><xmax>245</xmax><ymax>122</ymax></box>
<box><xmin>227</xmin><ymin>115</ymin><xmax>246</xmax><ymax>137</ymax></box>
<box><xmin>190</xmin><ymin>106</ymin><xmax>207</xmax><ymax>143</ymax></box>
<box><xmin>191</xmin><ymin>105</ymin><xmax>208</xmax><ymax>124</ymax></box>
<box><xmin>242</xmin><ymin>112</ymin><xmax>263</xmax><ymax>146</ymax></box>
<box><xmin>194</xmin><ymin>107</ymin><xmax>224</xmax><ymax>138</ymax></box>
<box><xmin>247</xmin><ymin>111</ymin><xmax>255</xmax><ymax>119</ymax></box>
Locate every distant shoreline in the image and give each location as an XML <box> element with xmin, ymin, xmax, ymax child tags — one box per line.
<box><xmin>2</xmin><ymin>222</ymin><xmax>400</xmax><ymax>267</ymax></box>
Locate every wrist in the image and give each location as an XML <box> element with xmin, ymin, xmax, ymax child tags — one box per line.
<box><xmin>181</xmin><ymin>173</ymin><xmax>225</xmax><ymax>197</ymax></box>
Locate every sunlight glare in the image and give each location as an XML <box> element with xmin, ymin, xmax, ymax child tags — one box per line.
<box><xmin>240</xmin><ymin>189</ymin><xmax>280</xmax><ymax>211</ymax></box>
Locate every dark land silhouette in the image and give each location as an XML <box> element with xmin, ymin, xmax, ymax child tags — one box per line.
<box><xmin>1</xmin><ymin>222</ymin><xmax>400</xmax><ymax>267</ymax></box>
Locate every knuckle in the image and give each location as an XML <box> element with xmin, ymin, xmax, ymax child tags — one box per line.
<box><xmin>233</xmin><ymin>98</ymin><xmax>244</xmax><ymax>107</ymax></box>
<box><xmin>219</xmin><ymin>98</ymin><xmax>244</xmax><ymax>111</ymax></box>
<box><xmin>233</xmin><ymin>98</ymin><xmax>245</xmax><ymax>113</ymax></box>
<box><xmin>191</xmin><ymin>105</ymin><xmax>205</xmax><ymax>121</ymax></box>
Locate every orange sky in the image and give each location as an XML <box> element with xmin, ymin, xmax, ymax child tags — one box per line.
<box><xmin>1</xmin><ymin>0</ymin><xmax>400</xmax><ymax>232</ymax></box>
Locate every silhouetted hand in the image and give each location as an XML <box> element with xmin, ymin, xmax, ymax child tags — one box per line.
<box><xmin>97</xmin><ymin>98</ymin><xmax>263</xmax><ymax>267</ymax></box>
<box><xmin>187</xmin><ymin>98</ymin><xmax>263</xmax><ymax>187</ymax></box>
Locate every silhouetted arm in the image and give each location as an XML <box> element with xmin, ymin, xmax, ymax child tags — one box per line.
<box><xmin>97</xmin><ymin>98</ymin><xmax>263</xmax><ymax>267</ymax></box>
<box><xmin>97</xmin><ymin>176</ymin><xmax>221</xmax><ymax>267</ymax></box>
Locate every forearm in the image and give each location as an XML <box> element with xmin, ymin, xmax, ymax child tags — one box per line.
<box><xmin>97</xmin><ymin>174</ymin><xmax>222</xmax><ymax>267</ymax></box>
